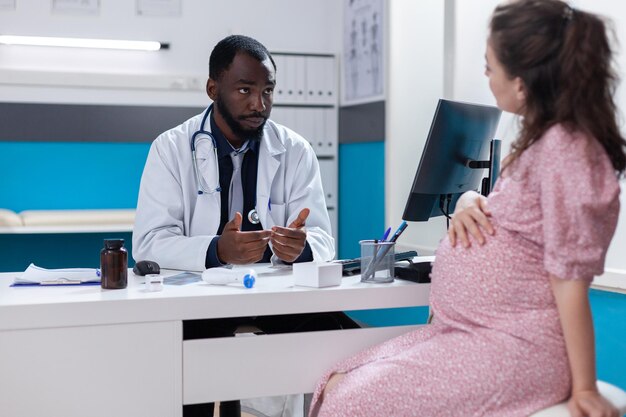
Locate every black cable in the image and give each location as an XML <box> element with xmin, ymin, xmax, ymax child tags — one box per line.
<box><xmin>445</xmin><ymin>194</ymin><xmax>452</xmax><ymax>229</ymax></box>
<box><xmin>438</xmin><ymin>195</ymin><xmax>448</xmax><ymax>218</ymax></box>
<box><xmin>439</xmin><ymin>194</ymin><xmax>452</xmax><ymax>230</ymax></box>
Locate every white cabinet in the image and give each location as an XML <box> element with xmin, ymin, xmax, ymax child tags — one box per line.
<box><xmin>183</xmin><ymin>326</ymin><xmax>420</xmax><ymax>403</ymax></box>
<box><xmin>0</xmin><ymin>321</ymin><xmax>182</xmax><ymax>417</ymax></box>
<box><xmin>271</xmin><ymin>53</ymin><xmax>339</xmax><ymax>245</ymax></box>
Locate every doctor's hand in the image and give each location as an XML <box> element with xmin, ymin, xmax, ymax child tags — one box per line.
<box><xmin>448</xmin><ymin>191</ymin><xmax>494</xmax><ymax>249</ymax></box>
<box><xmin>271</xmin><ymin>208</ymin><xmax>309</xmax><ymax>263</ymax></box>
<box><xmin>217</xmin><ymin>212</ymin><xmax>271</xmax><ymax>265</ymax></box>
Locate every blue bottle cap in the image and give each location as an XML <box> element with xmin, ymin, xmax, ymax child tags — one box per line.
<box><xmin>243</xmin><ymin>274</ymin><xmax>255</xmax><ymax>289</ymax></box>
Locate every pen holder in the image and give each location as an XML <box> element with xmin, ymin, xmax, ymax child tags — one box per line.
<box><xmin>359</xmin><ymin>240</ymin><xmax>395</xmax><ymax>283</ymax></box>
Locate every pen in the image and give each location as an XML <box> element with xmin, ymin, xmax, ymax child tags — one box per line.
<box><xmin>268</xmin><ymin>198</ymin><xmax>272</xmax><ymax>212</ymax></box>
<box><xmin>372</xmin><ymin>239</ymin><xmax>380</xmax><ymax>276</ymax></box>
<box><xmin>380</xmin><ymin>227</ymin><xmax>391</xmax><ymax>242</ymax></box>
<box><xmin>389</xmin><ymin>221</ymin><xmax>408</xmax><ymax>243</ymax></box>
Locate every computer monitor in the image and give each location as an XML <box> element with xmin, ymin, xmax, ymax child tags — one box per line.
<box><xmin>402</xmin><ymin>99</ymin><xmax>502</xmax><ymax>222</ymax></box>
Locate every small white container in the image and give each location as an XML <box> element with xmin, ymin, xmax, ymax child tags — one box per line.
<box><xmin>293</xmin><ymin>262</ymin><xmax>342</xmax><ymax>288</ymax></box>
<box><xmin>145</xmin><ymin>274</ymin><xmax>163</xmax><ymax>292</ymax></box>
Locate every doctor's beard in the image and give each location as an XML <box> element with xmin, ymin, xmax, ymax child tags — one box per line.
<box><xmin>215</xmin><ymin>95</ymin><xmax>267</xmax><ymax>142</ymax></box>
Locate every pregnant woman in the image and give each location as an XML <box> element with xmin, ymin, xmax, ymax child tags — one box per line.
<box><xmin>309</xmin><ymin>1</ymin><xmax>625</xmax><ymax>416</ymax></box>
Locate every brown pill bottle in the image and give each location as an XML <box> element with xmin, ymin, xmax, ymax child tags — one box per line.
<box><xmin>100</xmin><ymin>238</ymin><xmax>128</xmax><ymax>289</ymax></box>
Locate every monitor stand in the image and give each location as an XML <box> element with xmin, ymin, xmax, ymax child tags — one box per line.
<box><xmin>467</xmin><ymin>139</ymin><xmax>501</xmax><ymax>196</ymax></box>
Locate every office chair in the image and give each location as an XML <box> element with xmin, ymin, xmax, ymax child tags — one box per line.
<box><xmin>530</xmin><ymin>381</ymin><xmax>626</xmax><ymax>417</ymax></box>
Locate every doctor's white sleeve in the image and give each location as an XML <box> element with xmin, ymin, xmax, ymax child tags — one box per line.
<box><xmin>132</xmin><ymin>139</ymin><xmax>214</xmax><ymax>271</ymax></box>
<box><xmin>285</xmin><ymin>145</ymin><xmax>335</xmax><ymax>262</ymax></box>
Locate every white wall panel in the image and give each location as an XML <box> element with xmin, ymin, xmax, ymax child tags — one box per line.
<box><xmin>0</xmin><ymin>0</ymin><xmax>342</xmax><ymax>106</ymax></box>
<box><xmin>386</xmin><ymin>0</ymin><xmax>446</xmax><ymax>254</ymax></box>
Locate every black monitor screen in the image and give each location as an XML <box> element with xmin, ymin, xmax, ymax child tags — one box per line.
<box><xmin>402</xmin><ymin>99</ymin><xmax>501</xmax><ymax>222</ymax></box>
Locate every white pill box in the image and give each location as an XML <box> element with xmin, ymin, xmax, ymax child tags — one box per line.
<box><xmin>145</xmin><ymin>274</ymin><xmax>163</xmax><ymax>292</ymax></box>
<box><xmin>293</xmin><ymin>262</ymin><xmax>342</xmax><ymax>288</ymax></box>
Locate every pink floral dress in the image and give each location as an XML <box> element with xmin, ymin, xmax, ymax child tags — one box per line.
<box><xmin>309</xmin><ymin>125</ymin><xmax>620</xmax><ymax>417</ymax></box>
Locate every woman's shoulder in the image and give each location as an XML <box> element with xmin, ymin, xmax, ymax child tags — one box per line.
<box><xmin>534</xmin><ymin>124</ymin><xmax>572</xmax><ymax>149</ymax></box>
<box><xmin>529</xmin><ymin>123</ymin><xmax>613</xmax><ymax>169</ymax></box>
<box><xmin>535</xmin><ymin>123</ymin><xmax>595</xmax><ymax>155</ymax></box>
<box><xmin>506</xmin><ymin>125</ymin><xmax>577</xmax><ymax>172</ymax></box>
<box><xmin>534</xmin><ymin>123</ymin><xmax>618</xmax><ymax>183</ymax></box>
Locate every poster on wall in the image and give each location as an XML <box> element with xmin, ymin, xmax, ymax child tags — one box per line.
<box><xmin>342</xmin><ymin>0</ymin><xmax>385</xmax><ymax>106</ymax></box>
<box><xmin>136</xmin><ymin>0</ymin><xmax>181</xmax><ymax>17</ymax></box>
<box><xmin>0</xmin><ymin>0</ymin><xmax>16</xmax><ymax>11</ymax></box>
<box><xmin>52</xmin><ymin>0</ymin><xmax>99</xmax><ymax>15</ymax></box>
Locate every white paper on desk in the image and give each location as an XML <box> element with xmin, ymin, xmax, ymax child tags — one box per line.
<box><xmin>14</xmin><ymin>263</ymin><xmax>101</xmax><ymax>284</ymax></box>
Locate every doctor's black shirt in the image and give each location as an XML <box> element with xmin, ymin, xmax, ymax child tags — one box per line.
<box><xmin>205</xmin><ymin>114</ymin><xmax>313</xmax><ymax>268</ymax></box>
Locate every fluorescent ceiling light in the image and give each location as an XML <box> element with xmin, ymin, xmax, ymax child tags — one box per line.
<box><xmin>0</xmin><ymin>35</ymin><xmax>169</xmax><ymax>51</ymax></box>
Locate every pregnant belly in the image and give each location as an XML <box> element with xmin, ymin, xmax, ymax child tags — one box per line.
<box><xmin>430</xmin><ymin>228</ymin><xmax>554</xmax><ymax>324</ymax></box>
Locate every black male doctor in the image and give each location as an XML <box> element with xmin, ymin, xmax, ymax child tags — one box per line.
<box><xmin>133</xmin><ymin>35</ymin><xmax>357</xmax><ymax>417</ymax></box>
<box><xmin>133</xmin><ymin>35</ymin><xmax>334</xmax><ymax>270</ymax></box>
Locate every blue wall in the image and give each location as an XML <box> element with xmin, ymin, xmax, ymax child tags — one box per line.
<box><xmin>338</xmin><ymin>141</ymin><xmax>433</xmax><ymax>327</ymax></box>
<box><xmin>590</xmin><ymin>289</ymin><xmax>626</xmax><ymax>388</ymax></box>
<box><xmin>0</xmin><ymin>142</ymin><xmax>149</xmax><ymax>211</ymax></box>
<box><xmin>338</xmin><ymin>141</ymin><xmax>386</xmax><ymax>259</ymax></box>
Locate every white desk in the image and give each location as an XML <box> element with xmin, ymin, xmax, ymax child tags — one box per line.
<box><xmin>0</xmin><ymin>265</ymin><xmax>430</xmax><ymax>417</ymax></box>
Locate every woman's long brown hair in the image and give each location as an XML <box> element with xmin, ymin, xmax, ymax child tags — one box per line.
<box><xmin>490</xmin><ymin>0</ymin><xmax>626</xmax><ymax>175</ymax></box>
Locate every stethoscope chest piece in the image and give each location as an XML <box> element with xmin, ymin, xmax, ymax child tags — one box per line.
<box><xmin>248</xmin><ymin>209</ymin><xmax>260</xmax><ymax>225</ymax></box>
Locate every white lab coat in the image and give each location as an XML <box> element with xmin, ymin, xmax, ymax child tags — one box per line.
<box><xmin>132</xmin><ymin>109</ymin><xmax>334</xmax><ymax>271</ymax></box>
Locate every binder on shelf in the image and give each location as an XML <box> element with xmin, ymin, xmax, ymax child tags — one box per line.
<box><xmin>296</xmin><ymin>108</ymin><xmax>315</xmax><ymax>145</ymax></box>
<box><xmin>283</xmin><ymin>55</ymin><xmax>298</xmax><ymax>104</ymax></box>
<box><xmin>282</xmin><ymin>55</ymin><xmax>305</xmax><ymax>104</ymax></box>
<box><xmin>273</xmin><ymin>54</ymin><xmax>287</xmax><ymax>102</ymax></box>
<box><xmin>306</xmin><ymin>56</ymin><xmax>334</xmax><ymax>105</ymax></box>
<box><xmin>310</xmin><ymin>108</ymin><xmax>326</xmax><ymax>154</ymax></box>
<box><xmin>318</xmin><ymin>159</ymin><xmax>337</xmax><ymax>208</ymax></box>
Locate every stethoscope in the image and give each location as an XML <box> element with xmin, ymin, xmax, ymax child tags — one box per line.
<box><xmin>191</xmin><ymin>105</ymin><xmax>260</xmax><ymax>225</ymax></box>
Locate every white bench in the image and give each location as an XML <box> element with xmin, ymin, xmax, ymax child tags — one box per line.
<box><xmin>0</xmin><ymin>208</ymin><xmax>135</xmax><ymax>233</ymax></box>
<box><xmin>530</xmin><ymin>382</ymin><xmax>626</xmax><ymax>416</ymax></box>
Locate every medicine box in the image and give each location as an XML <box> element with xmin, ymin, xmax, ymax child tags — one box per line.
<box><xmin>293</xmin><ymin>262</ymin><xmax>342</xmax><ymax>288</ymax></box>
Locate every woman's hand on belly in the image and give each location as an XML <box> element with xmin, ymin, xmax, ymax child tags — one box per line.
<box><xmin>449</xmin><ymin>191</ymin><xmax>495</xmax><ymax>248</ymax></box>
